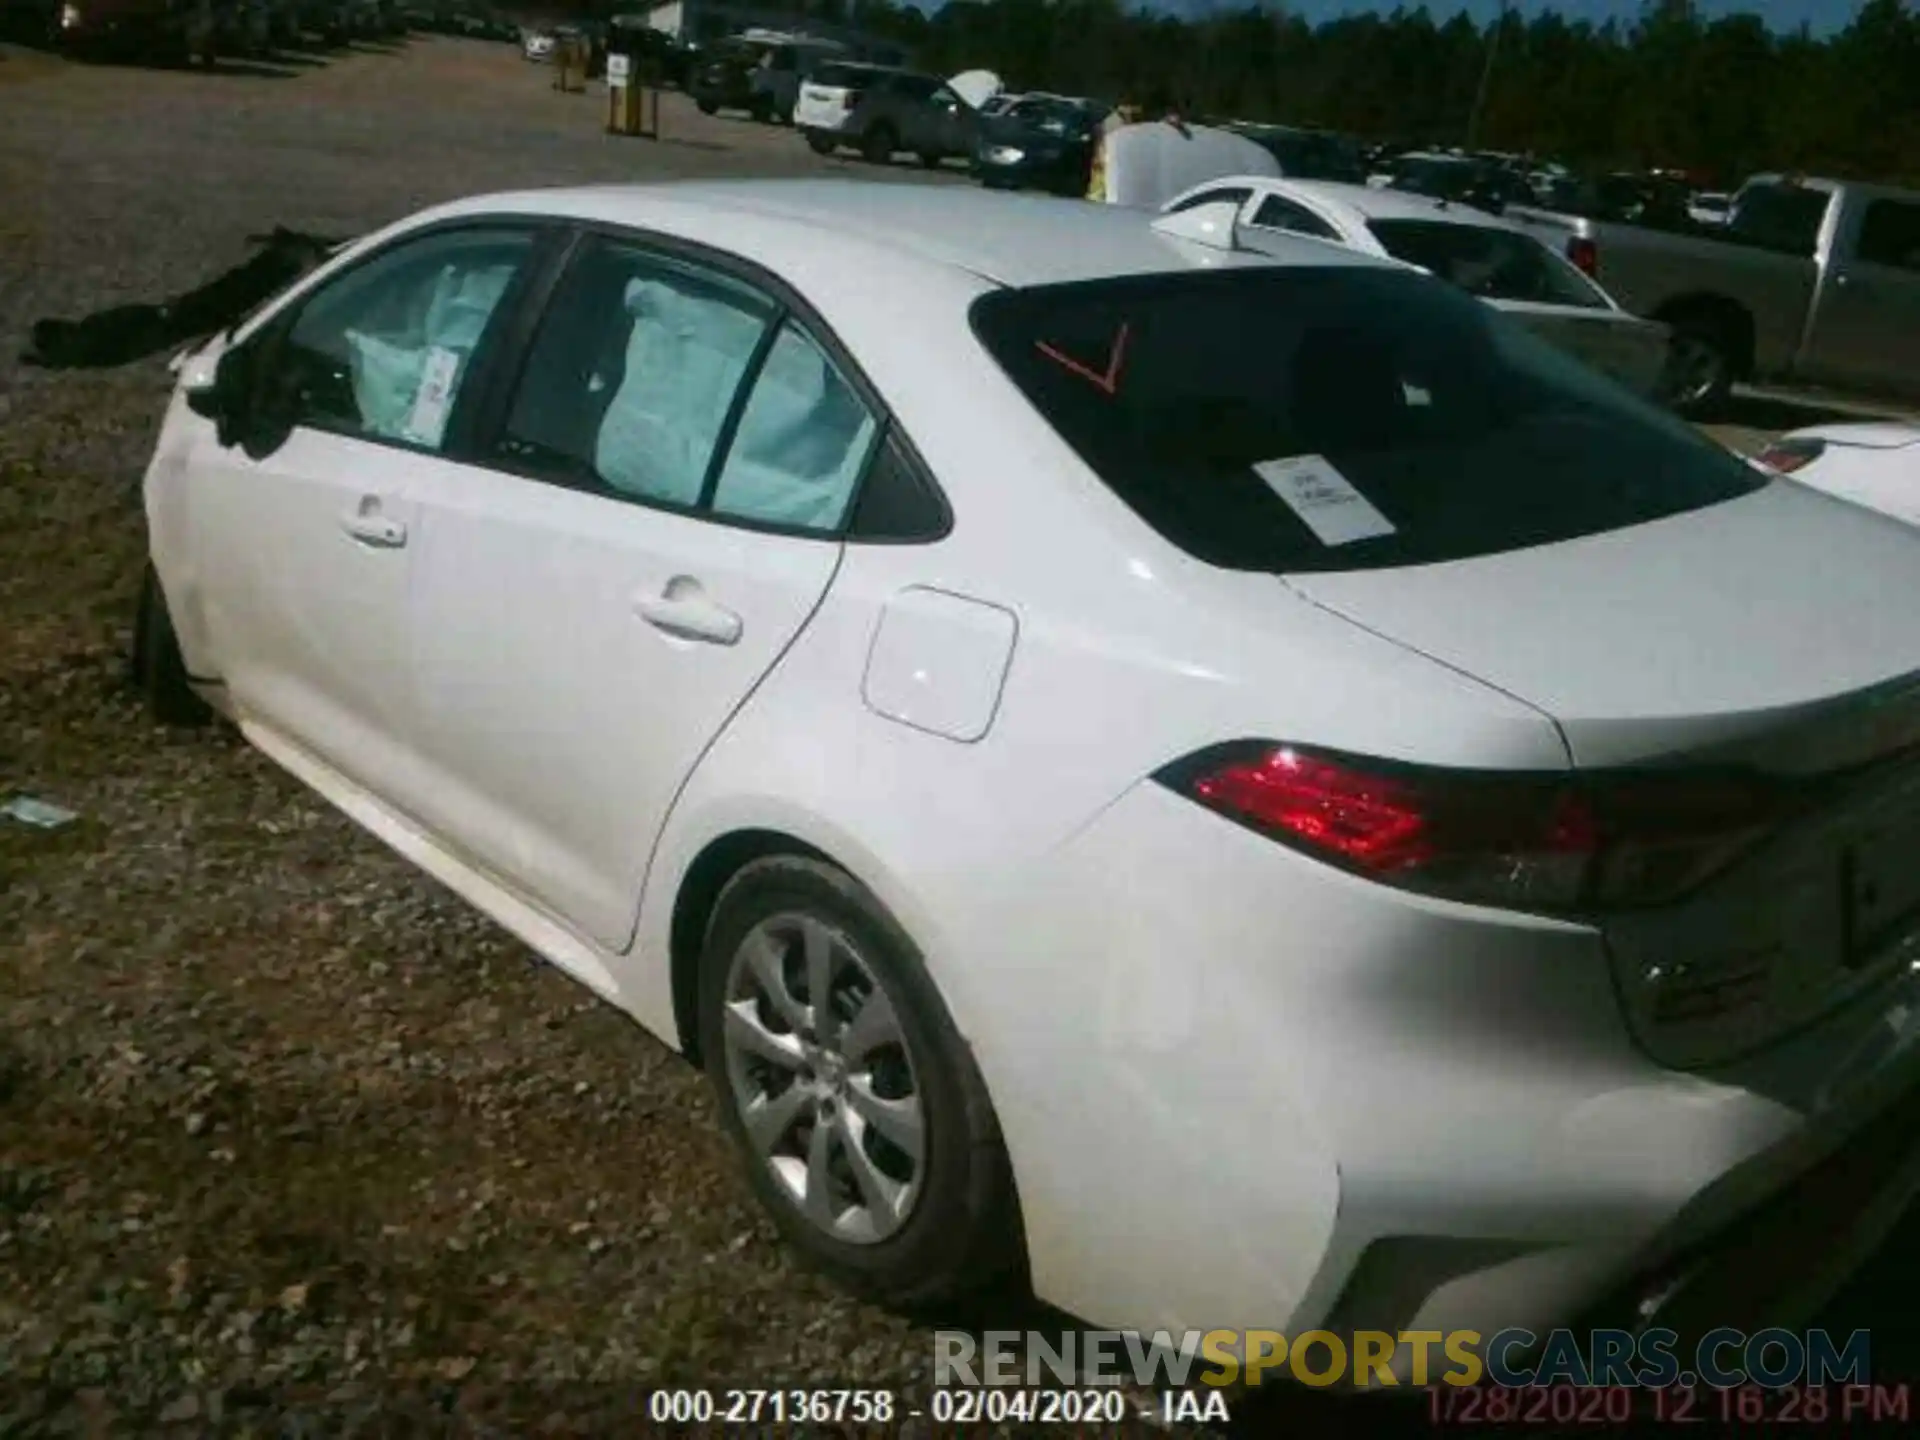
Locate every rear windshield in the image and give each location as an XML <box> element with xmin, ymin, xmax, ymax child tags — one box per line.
<box><xmin>1365</xmin><ymin>220</ymin><xmax>1606</xmax><ymax>308</ymax></box>
<box><xmin>969</xmin><ymin>268</ymin><xmax>1766</xmax><ymax>574</ymax></box>
<box><xmin>811</xmin><ymin>63</ymin><xmax>881</xmax><ymax>88</ymax></box>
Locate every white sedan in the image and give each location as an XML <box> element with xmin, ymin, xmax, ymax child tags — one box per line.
<box><xmin>1757</xmin><ymin>422</ymin><xmax>1920</xmax><ymax>528</ymax></box>
<box><xmin>1163</xmin><ymin>176</ymin><xmax>1673</xmax><ymax>398</ymax></box>
<box><xmin>138</xmin><ymin>181</ymin><xmax>1920</xmax><ymax>1356</ymax></box>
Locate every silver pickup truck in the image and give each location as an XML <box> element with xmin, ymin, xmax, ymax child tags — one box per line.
<box><xmin>1507</xmin><ymin>175</ymin><xmax>1920</xmax><ymax>414</ymax></box>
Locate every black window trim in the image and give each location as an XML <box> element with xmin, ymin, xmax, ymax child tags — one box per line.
<box><xmin>465</xmin><ymin>218</ymin><xmax>953</xmax><ymax>546</ymax></box>
<box><xmin>232</xmin><ymin>215</ymin><xmax>572</xmax><ymax>468</ymax></box>
<box><xmin>1249</xmin><ymin>193</ymin><xmax>1341</xmax><ymax>241</ymax></box>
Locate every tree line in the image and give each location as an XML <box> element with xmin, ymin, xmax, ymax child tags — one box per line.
<box><xmin>662</xmin><ymin>0</ymin><xmax>1920</xmax><ymax>187</ymax></box>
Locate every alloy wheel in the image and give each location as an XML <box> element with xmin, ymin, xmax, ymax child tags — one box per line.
<box><xmin>719</xmin><ymin>913</ymin><xmax>926</xmax><ymax>1244</ymax></box>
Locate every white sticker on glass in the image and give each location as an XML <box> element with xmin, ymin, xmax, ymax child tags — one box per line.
<box><xmin>404</xmin><ymin>346</ymin><xmax>463</xmax><ymax>448</ymax></box>
<box><xmin>1254</xmin><ymin>453</ymin><xmax>1397</xmax><ymax>547</ymax></box>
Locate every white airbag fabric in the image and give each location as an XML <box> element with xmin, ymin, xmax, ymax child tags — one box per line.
<box><xmin>343</xmin><ymin>261</ymin><xmax>515</xmax><ymax>448</ymax></box>
<box><xmin>595</xmin><ymin>277</ymin><xmax>767</xmax><ymax>504</ymax></box>
<box><xmin>713</xmin><ymin>324</ymin><xmax>876</xmax><ymax>530</ymax></box>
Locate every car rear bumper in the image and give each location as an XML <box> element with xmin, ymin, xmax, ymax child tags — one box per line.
<box><xmin>957</xmin><ymin>779</ymin><xmax>1920</xmax><ymax>1344</ymax></box>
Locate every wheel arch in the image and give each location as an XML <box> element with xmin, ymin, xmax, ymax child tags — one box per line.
<box><xmin>1652</xmin><ymin>292</ymin><xmax>1756</xmax><ymax>379</ymax></box>
<box><xmin>667</xmin><ymin>827</ymin><xmax>835</xmax><ymax>1065</ymax></box>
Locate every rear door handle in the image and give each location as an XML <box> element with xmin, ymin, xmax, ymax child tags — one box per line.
<box><xmin>634</xmin><ymin>585</ymin><xmax>742</xmax><ymax>646</ymax></box>
<box><xmin>340</xmin><ymin>508</ymin><xmax>407</xmax><ymax>548</ymax></box>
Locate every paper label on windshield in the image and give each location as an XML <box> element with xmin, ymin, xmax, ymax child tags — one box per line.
<box><xmin>405</xmin><ymin>346</ymin><xmax>462</xmax><ymax>448</ymax></box>
<box><xmin>1254</xmin><ymin>454</ymin><xmax>1397</xmax><ymax>547</ymax></box>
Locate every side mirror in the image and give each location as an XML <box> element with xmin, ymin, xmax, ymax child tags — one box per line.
<box><xmin>184</xmin><ymin>344</ymin><xmax>257</xmax><ymax>449</ymax></box>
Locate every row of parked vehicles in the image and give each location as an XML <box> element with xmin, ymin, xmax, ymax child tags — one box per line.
<box><xmin>618</xmin><ymin>24</ymin><xmax>1920</xmax><ymax>416</ymax></box>
<box><xmin>0</xmin><ymin>0</ymin><xmax>510</xmax><ymax>63</ymax></box>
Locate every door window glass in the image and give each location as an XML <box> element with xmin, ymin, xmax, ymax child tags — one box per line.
<box><xmin>710</xmin><ymin>321</ymin><xmax>879</xmax><ymax>532</ymax></box>
<box><xmin>1856</xmin><ymin>200</ymin><xmax>1920</xmax><ymax>272</ymax></box>
<box><xmin>275</xmin><ymin>228</ymin><xmax>532</xmax><ymax>451</ymax></box>
<box><xmin>497</xmin><ymin>239</ymin><xmax>776</xmax><ymax>508</ymax></box>
<box><xmin>1251</xmin><ymin>195</ymin><xmax>1341</xmax><ymax>241</ymax></box>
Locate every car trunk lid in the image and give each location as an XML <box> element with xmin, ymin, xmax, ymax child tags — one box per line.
<box><xmin>1285</xmin><ymin>481</ymin><xmax>1920</xmax><ymax>1068</ymax></box>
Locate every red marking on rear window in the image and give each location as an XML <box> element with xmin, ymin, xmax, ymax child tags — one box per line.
<box><xmin>1035</xmin><ymin>322</ymin><xmax>1130</xmax><ymax>396</ymax></box>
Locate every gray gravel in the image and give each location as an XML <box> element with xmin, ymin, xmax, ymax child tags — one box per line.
<box><xmin>0</xmin><ymin>34</ymin><xmax>1197</xmax><ymax>1438</ymax></box>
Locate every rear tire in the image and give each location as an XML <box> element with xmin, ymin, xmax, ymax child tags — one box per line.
<box><xmin>917</xmin><ymin>151</ymin><xmax>941</xmax><ymax>170</ymax></box>
<box><xmin>1660</xmin><ymin>314</ymin><xmax>1737</xmax><ymax>418</ymax></box>
<box><xmin>697</xmin><ymin>855</ymin><xmax>1022</xmax><ymax>1308</ymax></box>
<box><xmin>860</xmin><ymin>123</ymin><xmax>896</xmax><ymax>165</ymax></box>
<box><xmin>695</xmin><ymin>97</ymin><xmax>717</xmax><ymax>115</ymax></box>
<box><xmin>805</xmin><ymin>132</ymin><xmax>834</xmax><ymax>156</ymax></box>
<box><xmin>132</xmin><ymin>565</ymin><xmax>212</xmax><ymax>727</ymax></box>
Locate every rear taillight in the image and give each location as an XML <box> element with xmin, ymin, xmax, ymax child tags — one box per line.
<box><xmin>841</xmin><ymin>90</ymin><xmax>862</xmax><ymax>111</ymax></box>
<box><xmin>1156</xmin><ymin>743</ymin><xmax>1796</xmax><ymax>914</ymax></box>
<box><xmin>1567</xmin><ymin>236</ymin><xmax>1600</xmax><ymax>277</ymax></box>
<box><xmin>1755</xmin><ymin>437</ymin><xmax>1828</xmax><ymax>475</ymax></box>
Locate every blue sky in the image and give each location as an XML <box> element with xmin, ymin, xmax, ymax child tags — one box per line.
<box><xmin>1209</xmin><ymin>2</ymin><xmax>1872</xmax><ymax>37</ymax></box>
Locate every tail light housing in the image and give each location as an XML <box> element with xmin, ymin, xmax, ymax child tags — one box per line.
<box><xmin>1754</xmin><ymin>436</ymin><xmax>1828</xmax><ymax>475</ymax></box>
<box><xmin>1156</xmin><ymin>743</ymin><xmax>1799</xmax><ymax>915</ymax></box>
<box><xmin>841</xmin><ymin>90</ymin><xmax>862</xmax><ymax>111</ymax></box>
<box><xmin>1567</xmin><ymin>235</ymin><xmax>1600</xmax><ymax>277</ymax></box>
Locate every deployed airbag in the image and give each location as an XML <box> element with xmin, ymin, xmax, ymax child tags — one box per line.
<box><xmin>712</xmin><ymin>324</ymin><xmax>877</xmax><ymax>530</ymax></box>
<box><xmin>595</xmin><ymin>276</ymin><xmax>767</xmax><ymax>504</ymax></box>
<box><xmin>343</xmin><ymin>260</ymin><xmax>516</xmax><ymax>448</ymax></box>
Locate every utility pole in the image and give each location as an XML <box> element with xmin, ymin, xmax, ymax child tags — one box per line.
<box><xmin>1465</xmin><ymin>0</ymin><xmax>1511</xmax><ymax>151</ymax></box>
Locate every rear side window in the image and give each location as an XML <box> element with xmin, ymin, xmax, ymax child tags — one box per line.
<box><xmin>1365</xmin><ymin>220</ymin><xmax>1605</xmax><ymax>308</ymax></box>
<box><xmin>969</xmin><ymin>268</ymin><xmax>1766</xmax><ymax>575</ymax></box>
<box><xmin>1856</xmin><ymin>199</ymin><xmax>1920</xmax><ymax>272</ymax></box>
<box><xmin>1729</xmin><ymin>183</ymin><xmax>1830</xmax><ymax>256</ymax></box>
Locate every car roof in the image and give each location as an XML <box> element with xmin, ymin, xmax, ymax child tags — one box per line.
<box><xmin>1242</xmin><ymin>176</ymin><xmax>1525</xmax><ymax>231</ymax></box>
<box><xmin>427</xmin><ymin>180</ymin><xmax>1392</xmax><ymax>291</ymax></box>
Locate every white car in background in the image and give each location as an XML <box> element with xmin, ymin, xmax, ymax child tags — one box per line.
<box><xmin>1688</xmin><ymin>191</ymin><xmax>1734</xmax><ymax>227</ymax></box>
<box><xmin>520</xmin><ymin>27</ymin><xmax>555</xmax><ymax>62</ymax></box>
<box><xmin>1758</xmin><ymin>422</ymin><xmax>1920</xmax><ymax>528</ymax></box>
<box><xmin>138</xmin><ymin>181</ymin><xmax>1920</xmax><ymax>1357</ymax></box>
<box><xmin>1163</xmin><ymin>176</ymin><xmax>1674</xmax><ymax>398</ymax></box>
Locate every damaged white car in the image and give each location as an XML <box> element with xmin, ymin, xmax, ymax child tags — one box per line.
<box><xmin>137</xmin><ymin>181</ymin><xmax>1920</xmax><ymax>1362</ymax></box>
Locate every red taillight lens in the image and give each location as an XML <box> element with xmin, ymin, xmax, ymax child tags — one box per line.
<box><xmin>1567</xmin><ymin>236</ymin><xmax>1600</xmax><ymax>277</ymax></box>
<box><xmin>1755</xmin><ymin>437</ymin><xmax>1828</xmax><ymax>475</ymax></box>
<box><xmin>1158</xmin><ymin>744</ymin><xmax>1796</xmax><ymax>914</ymax></box>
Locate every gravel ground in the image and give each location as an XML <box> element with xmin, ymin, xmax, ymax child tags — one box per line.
<box><xmin>2</xmin><ymin>32</ymin><xmax>1916</xmax><ymax>1440</ymax></box>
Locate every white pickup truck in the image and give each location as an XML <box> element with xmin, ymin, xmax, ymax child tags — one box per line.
<box><xmin>1507</xmin><ymin>175</ymin><xmax>1920</xmax><ymax>415</ymax></box>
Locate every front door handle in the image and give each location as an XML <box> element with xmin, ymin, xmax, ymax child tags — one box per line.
<box><xmin>340</xmin><ymin>508</ymin><xmax>407</xmax><ymax>548</ymax></box>
<box><xmin>634</xmin><ymin>583</ymin><xmax>742</xmax><ymax>646</ymax></box>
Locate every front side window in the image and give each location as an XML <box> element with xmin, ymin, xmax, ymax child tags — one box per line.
<box><xmin>970</xmin><ymin>267</ymin><xmax>1765</xmax><ymax>575</ymax></box>
<box><xmin>497</xmin><ymin>239</ymin><xmax>775</xmax><ymax>508</ymax></box>
<box><xmin>270</xmin><ymin>228</ymin><xmax>532</xmax><ymax>451</ymax></box>
<box><xmin>711</xmin><ymin>322</ymin><xmax>879</xmax><ymax>532</ymax></box>
<box><xmin>1365</xmin><ymin>221</ymin><xmax>1606</xmax><ymax>308</ymax></box>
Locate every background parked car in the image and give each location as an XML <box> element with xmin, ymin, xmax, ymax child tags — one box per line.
<box><xmin>49</xmin><ymin>0</ymin><xmax>213</xmax><ymax>62</ymax></box>
<box><xmin>1164</xmin><ymin>175</ymin><xmax>1673</xmax><ymax>399</ymax></box>
<box><xmin>972</xmin><ymin>93</ymin><xmax>1108</xmax><ymax>195</ymax></box>
<box><xmin>692</xmin><ymin>29</ymin><xmax>845</xmax><ymax>123</ymax></box>
<box><xmin>1508</xmin><ymin>174</ymin><xmax>1920</xmax><ymax>414</ymax></box>
<box><xmin>1757</xmin><ymin>422</ymin><xmax>1920</xmax><ymax>528</ymax></box>
<box><xmin>1229</xmin><ymin>122</ymin><xmax>1368</xmax><ymax>184</ymax></box>
<box><xmin>795</xmin><ymin>63</ymin><xmax>979</xmax><ymax>166</ymax></box>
